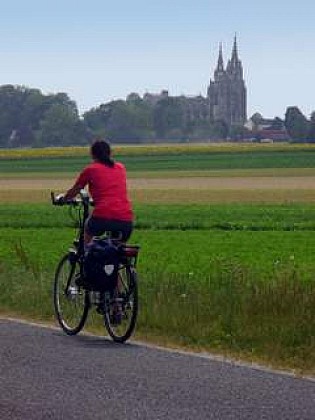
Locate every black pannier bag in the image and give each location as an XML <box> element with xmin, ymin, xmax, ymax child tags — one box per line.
<box><xmin>83</xmin><ymin>239</ymin><xmax>120</xmax><ymax>292</ymax></box>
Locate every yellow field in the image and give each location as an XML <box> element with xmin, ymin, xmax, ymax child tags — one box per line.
<box><xmin>2</xmin><ymin>142</ymin><xmax>315</xmax><ymax>159</ymax></box>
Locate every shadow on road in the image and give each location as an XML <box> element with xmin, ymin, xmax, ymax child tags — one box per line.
<box><xmin>52</xmin><ymin>330</ymin><xmax>138</xmax><ymax>351</ymax></box>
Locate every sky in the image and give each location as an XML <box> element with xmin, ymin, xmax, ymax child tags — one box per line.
<box><xmin>0</xmin><ymin>0</ymin><xmax>314</xmax><ymax>119</ymax></box>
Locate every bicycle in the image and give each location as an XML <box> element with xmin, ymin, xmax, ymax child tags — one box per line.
<box><xmin>51</xmin><ymin>190</ymin><xmax>140</xmax><ymax>343</ymax></box>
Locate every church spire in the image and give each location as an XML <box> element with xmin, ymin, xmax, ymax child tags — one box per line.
<box><xmin>214</xmin><ymin>43</ymin><xmax>225</xmax><ymax>80</ymax></box>
<box><xmin>217</xmin><ymin>42</ymin><xmax>224</xmax><ymax>71</ymax></box>
<box><xmin>231</xmin><ymin>33</ymin><xmax>239</xmax><ymax>64</ymax></box>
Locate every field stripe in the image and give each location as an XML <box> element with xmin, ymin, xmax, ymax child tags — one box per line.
<box><xmin>2</xmin><ymin>187</ymin><xmax>315</xmax><ymax>204</ymax></box>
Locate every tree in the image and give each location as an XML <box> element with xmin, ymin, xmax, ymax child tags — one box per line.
<box><xmin>107</xmin><ymin>100</ymin><xmax>154</xmax><ymax>142</ymax></box>
<box><xmin>0</xmin><ymin>85</ymin><xmax>23</xmax><ymax>146</ymax></box>
<box><xmin>0</xmin><ymin>84</ymin><xmax>87</xmax><ymax>147</ymax></box>
<box><xmin>153</xmin><ymin>97</ymin><xmax>183</xmax><ymax>139</ymax></box>
<box><xmin>84</xmin><ymin>99</ymin><xmax>154</xmax><ymax>142</ymax></box>
<box><xmin>284</xmin><ymin>106</ymin><xmax>310</xmax><ymax>142</ymax></box>
<box><xmin>38</xmin><ymin>103</ymin><xmax>87</xmax><ymax>146</ymax></box>
<box><xmin>308</xmin><ymin>111</ymin><xmax>315</xmax><ymax>141</ymax></box>
<box><xmin>250</xmin><ymin>113</ymin><xmax>263</xmax><ymax>127</ymax></box>
<box><xmin>83</xmin><ymin>103</ymin><xmax>112</xmax><ymax>139</ymax></box>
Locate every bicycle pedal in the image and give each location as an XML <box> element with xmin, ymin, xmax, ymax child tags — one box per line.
<box><xmin>68</xmin><ymin>249</ymin><xmax>78</xmax><ymax>263</ymax></box>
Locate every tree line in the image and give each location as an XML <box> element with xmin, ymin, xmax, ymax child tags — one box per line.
<box><xmin>0</xmin><ymin>84</ymin><xmax>314</xmax><ymax>147</ymax></box>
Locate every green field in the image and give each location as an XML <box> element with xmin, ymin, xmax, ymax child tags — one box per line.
<box><xmin>2</xmin><ymin>202</ymin><xmax>315</xmax><ymax>231</ymax></box>
<box><xmin>0</xmin><ymin>144</ymin><xmax>314</xmax><ymax>374</ymax></box>
<box><xmin>1</xmin><ymin>219</ymin><xmax>315</xmax><ymax>281</ymax></box>
<box><xmin>2</xmin><ymin>149</ymin><xmax>315</xmax><ymax>173</ymax></box>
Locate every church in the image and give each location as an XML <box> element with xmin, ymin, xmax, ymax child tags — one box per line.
<box><xmin>129</xmin><ymin>37</ymin><xmax>291</xmax><ymax>141</ymax></box>
<box><xmin>207</xmin><ymin>36</ymin><xmax>247</xmax><ymax>127</ymax></box>
<box><xmin>142</xmin><ymin>36</ymin><xmax>247</xmax><ymax>131</ymax></box>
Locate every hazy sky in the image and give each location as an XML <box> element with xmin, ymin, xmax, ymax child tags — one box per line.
<box><xmin>1</xmin><ymin>1</ymin><xmax>314</xmax><ymax>118</ymax></box>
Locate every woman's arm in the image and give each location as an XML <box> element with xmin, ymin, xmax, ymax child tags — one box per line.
<box><xmin>63</xmin><ymin>167</ymin><xmax>90</xmax><ymax>201</ymax></box>
<box><xmin>63</xmin><ymin>183</ymin><xmax>82</xmax><ymax>201</ymax></box>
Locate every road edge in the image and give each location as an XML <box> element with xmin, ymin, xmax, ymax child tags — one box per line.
<box><xmin>1</xmin><ymin>315</ymin><xmax>314</xmax><ymax>383</ymax></box>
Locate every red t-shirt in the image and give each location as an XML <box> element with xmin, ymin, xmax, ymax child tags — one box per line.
<box><xmin>75</xmin><ymin>161</ymin><xmax>133</xmax><ymax>221</ymax></box>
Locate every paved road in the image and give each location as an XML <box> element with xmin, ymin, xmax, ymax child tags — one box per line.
<box><xmin>1</xmin><ymin>319</ymin><xmax>314</xmax><ymax>420</ymax></box>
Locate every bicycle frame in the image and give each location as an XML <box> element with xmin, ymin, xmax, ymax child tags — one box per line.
<box><xmin>51</xmin><ymin>190</ymin><xmax>140</xmax><ymax>269</ymax></box>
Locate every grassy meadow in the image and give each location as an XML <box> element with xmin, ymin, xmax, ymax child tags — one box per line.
<box><xmin>0</xmin><ymin>143</ymin><xmax>314</xmax><ymax>375</ymax></box>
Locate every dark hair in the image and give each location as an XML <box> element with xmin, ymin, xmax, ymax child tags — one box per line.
<box><xmin>91</xmin><ymin>140</ymin><xmax>114</xmax><ymax>167</ymax></box>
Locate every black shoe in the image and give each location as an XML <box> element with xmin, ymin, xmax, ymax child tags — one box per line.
<box><xmin>110</xmin><ymin>298</ymin><xmax>123</xmax><ymax>326</ymax></box>
<box><xmin>96</xmin><ymin>294</ymin><xmax>105</xmax><ymax>314</ymax></box>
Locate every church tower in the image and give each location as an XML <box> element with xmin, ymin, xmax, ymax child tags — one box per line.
<box><xmin>208</xmin><ymin>36</ymin><xmax>247</xmax><ymax>127</ymax></box>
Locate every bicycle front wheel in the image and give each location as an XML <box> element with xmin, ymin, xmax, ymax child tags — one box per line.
<box><xmin>103</xmin><ymin>266</ymin><xmax>138</xmax><ymax>343</ymax></box>
<box><xmin>53</xmin><ymin>254</ymin><xmax>89</xmax><ymax>335</ymax></box>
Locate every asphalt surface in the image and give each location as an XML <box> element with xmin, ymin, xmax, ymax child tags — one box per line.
<box><xmin>1</xmin><ymin>319</ymin><xmax>314</xmax><ymax>420</ymax></box>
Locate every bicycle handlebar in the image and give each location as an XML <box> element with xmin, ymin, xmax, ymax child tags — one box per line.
<box><xmin>51</xmin><ymin>191</ymin><xmax>94</xmax><ymax>206</ymax></box>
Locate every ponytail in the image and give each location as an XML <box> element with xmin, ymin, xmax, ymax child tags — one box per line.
<box><xmin>91</xmin><ymin>140</ymin><xmax>114</xmax><ymax>167</ymax></box>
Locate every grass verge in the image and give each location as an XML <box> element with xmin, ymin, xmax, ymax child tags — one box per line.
<box><xmin>0</xmin><ymin>250</ymin><xmax>314</xmax><ymax>376</ymax></box>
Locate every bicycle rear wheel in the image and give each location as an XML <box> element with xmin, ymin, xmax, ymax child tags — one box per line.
<box><xmin>53</xmin><ymin>254</ymin><xmax>89</xmax><ymax>335</ymax></box>
<box><xmin>103</xmin><ymin>266</ymin><xmax>138</xmax><ymax>343</ymax></box>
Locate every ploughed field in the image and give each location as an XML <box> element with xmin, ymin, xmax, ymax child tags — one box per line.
<box><xmin>0</xmin><ymin>143</ymin><xmax>314</xmax><ymax>375</ymax></box>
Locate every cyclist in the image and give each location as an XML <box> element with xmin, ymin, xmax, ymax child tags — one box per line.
<box><xmin>61</xmin><ymin>139</ymin><xmax>134</xmax><ymax>245</ymax></box>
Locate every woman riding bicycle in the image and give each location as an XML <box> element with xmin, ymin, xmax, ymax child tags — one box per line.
<box><xmin>53</xmin><ymin>140</ymin><xmax>138</xmax><ymax>341</ymax></box>
<box><xmin>61</xmin><ymin>139</ymin><xmax>133</xmax><ymax>245</ymax></box>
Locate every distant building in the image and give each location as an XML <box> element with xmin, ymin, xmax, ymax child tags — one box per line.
<box><xmin>180</xmin><ymin>95</ymin><xmax>209</xmax><ymax>124</ymax></box>
<box><xmin>207</xmin><ymin>36</ymin><xmax>247</xmax><ymax>127</ymax></box>
<box><xmin>143</xmin><ymin>90</ymin><xmax>169</xmax><ymax>106</ymax></box>
<box><xmin>245</xmin><ymin>113</ymin><xmax>290</xmax><ymax>142</ymax></box>
<box><xmin>131</xmin><ymin>37</ymin><xmax>249</xmax><ymax>137</ymax></box>
<box><xmin>255</xmin><ymin>129</ymin><xmax>290</xmax><ymax>142</ymax></box>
